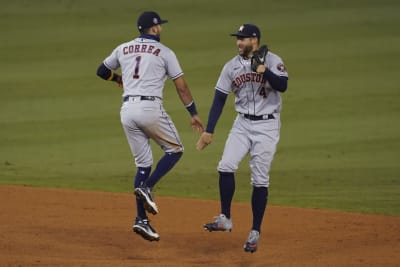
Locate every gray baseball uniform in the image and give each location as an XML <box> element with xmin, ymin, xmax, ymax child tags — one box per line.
<box><xmin>202</xmin><ymin>23</ymin><xmax>288</xmax><ymax>252</ymax></box>
<box><xmin>103</xmin><ymin>37</ymin><xmax>184</xmax><ymax>167</ymax></box>
<box><xmin>216</xmin><ymin>52</ymin><xmax>288</xmax><ymax>187</ymax></box>
<box><xmin>97</xmin><ymin>11</ymin><xmax>204</xmax><ymax>243</ymax></box>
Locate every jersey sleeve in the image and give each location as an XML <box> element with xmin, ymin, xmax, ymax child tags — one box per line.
<box><xmin>215</xmin><ymin>62</ymin><xmax>232</xmax><ymax>94</ymax></box>
<box><xmin>165</xmin><ymin>50</ymin><xmax>183</xmax><ymax>80</ymax></box>
<box><xmin>267</xmin><ymin>54</ymin><xmax>288</xmax><ymax>78</ymax></box>
<box><xmin>103</xmin><ymin>46</ymin><xmax>121</xmax><ymax>71</ymax></box>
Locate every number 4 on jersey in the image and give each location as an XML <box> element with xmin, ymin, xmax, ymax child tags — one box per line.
<box><xmin>259</xmin><ymin>86</ymin><xmax>268</xmax><ymax>98</ymax></box>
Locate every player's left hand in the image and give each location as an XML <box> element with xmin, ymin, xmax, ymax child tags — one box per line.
<box><xmin>251</xmin><ymin>45</ymin><xmax>268</xmax><ymax>72</ymax></box>
<box><xmin>196</xmin><ymin>132</ymin><xmax>213</xmax><ymax>151</ymax></box>
<box><xmin>191</xmin><ymin>115</ymin><xmax>204</xmax><ymax>134</ymax></box>
<box><xmin>116</xmin><ymin>75</ymin><xmax>123</xmax><ymax>88</ymax></box>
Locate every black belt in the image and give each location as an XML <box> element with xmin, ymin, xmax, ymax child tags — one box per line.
<box><xmin>123</xmin><ymin>95</ymin><xmax>157</xmax><ymax>102</ymax></box>
<box><xmin>241</xmin><ymin>113</ymin><xmax>275</xmax><ymax>120</ymax></box>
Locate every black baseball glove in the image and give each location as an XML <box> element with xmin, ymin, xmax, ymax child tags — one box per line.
<box><xmin>251</xmin><ymin>45</ymin><xmax>269</xmax><ymax>72</ymax></box>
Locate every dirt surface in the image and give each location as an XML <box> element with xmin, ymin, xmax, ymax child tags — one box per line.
<box><xmin>1</xmin><ymin>185</ymin><xmax>399</xmax><ymax>266</ymax></box>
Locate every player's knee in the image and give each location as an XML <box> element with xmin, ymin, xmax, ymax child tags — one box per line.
<box><xmin>250</xmin><ymin>176</ymin><xmax>270</xmax><ymax>187</ymax></box>
<box><xmin>135</xmin><ymin>161</ymin><xmax>153</xmax><ymax>168</ymax></box>
<box><xmin>251</xmin><ymin>181</ymin><xmax>269</xmax><ymax>187</ymax></box>
<box><xmin>218</xmin><ymin>161</ymin><xmax>238</xmax><ymax>173</ymax></box>
<box><xmin>135</xmin><ymin>155</ymin><xmax>153</xmax><ymax>168</ymax></box>
<box><xmin>165</xmin><ymin>144</ymin><xmax>184</xmax><ymax>154</ymax></box>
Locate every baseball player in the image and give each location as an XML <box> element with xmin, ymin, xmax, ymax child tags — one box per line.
<box><xmin>196</xmin><ymin>24</ymin><xmax>288</xmax><ymax>253</ymax></box>
<box><xmin>96</xmin><ymin>11</ymin><xmax>204</xmax><ymax>242</ymax></box>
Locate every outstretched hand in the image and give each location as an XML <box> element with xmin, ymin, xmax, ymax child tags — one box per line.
<box><xmin>191</xmin><ymin>115</ymin><xmax>204</xmax><ymax>134</ymax></box>
<box><xmin>196</xmin><ymin>132</ymin><xmax>213</xmax><ymax>151</ymax></box>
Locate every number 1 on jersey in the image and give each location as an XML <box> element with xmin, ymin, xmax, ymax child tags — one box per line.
<box><xmin>133</xmin><ymin>56</ymin><xmax>141</xmax><ymax>79</ymax></box>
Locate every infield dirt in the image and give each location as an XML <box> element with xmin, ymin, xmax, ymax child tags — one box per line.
<box><xmin>1</xmin><ymin>185</ymin><xmax>399</xmax><ymax>266</ymax></box>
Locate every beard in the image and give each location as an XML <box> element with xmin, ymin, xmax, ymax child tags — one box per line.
<box><xmin>239</xmin><ymin>43</ymin><xmax>253</xmax><ymax>59</ymax></box>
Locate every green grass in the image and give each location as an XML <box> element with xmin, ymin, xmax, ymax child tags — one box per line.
<box><xmin>1</xmin><ymin>0</ymin><xmax>399</xmax><ymax>216</ymax></box>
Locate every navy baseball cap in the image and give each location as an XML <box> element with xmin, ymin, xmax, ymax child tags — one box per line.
<box><xmin>137</xmin><ymin>11</ymin><xmax>168</xmax><ymax>32</ymax></box>
<box><xmin>230</xmin><ymin>24</ymin><xmax>261</xmax><ymax>39</ymax></box>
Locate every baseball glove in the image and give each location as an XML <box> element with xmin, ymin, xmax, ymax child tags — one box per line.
<box><xmin>251</xmin><ymin>45</ymin><xmax>268</xmax><ymax>72</ymax></box>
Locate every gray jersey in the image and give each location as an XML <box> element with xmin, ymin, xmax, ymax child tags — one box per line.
<box><xmin>216</xmin><ymin>51</ymin><xmax>288</xmax><ymax>187</ymax></box>
<box><xmin>104</xmin><ymin>37</ymin><xmax>183</xmax><ymax>99</ymax></box>
<box><xmin>215</xmin><ymin>52</ymin><xmax>288</xmax><ymax>115</ymax></box>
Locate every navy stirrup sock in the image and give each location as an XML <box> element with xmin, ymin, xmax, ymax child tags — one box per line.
<box><xmin>145</xmin><ymin>152</ymin><xmax>183</xmax><ymax>188</ymax></box>
<box><xmin>134</xmin><ymin>167</ymin><xmax>151</xmax><ymax>219</ymax></box>
<box><xmin>219</xmin><ymin>171</ymin><xmax>235</xmax><ymax>219</ymax></box>
<box><xmin>251</xmin><ymin>186</ymin><xmax>269</xmax><ymax>232</ymax></box>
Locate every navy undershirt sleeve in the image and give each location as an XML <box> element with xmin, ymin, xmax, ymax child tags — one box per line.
<box><xmin>96</xmin><ymin>63</ymin><xmax>112</xmax><ymax>80</ymax></box>
<box><xmin>206</xmin><ymin>90</ymin><xmax>228</xmax><ymax>133</ymax></box>
<box><xmin>262</xmin><ymin>69</ymin><xmax>288</xmax><ymax>92</ymax></box>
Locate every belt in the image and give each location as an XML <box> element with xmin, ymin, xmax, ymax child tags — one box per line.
<box><xmin>123</xmin><ymin>95</ymin><xmax>158</xmax><ymax>102</ymax></box>
<box><xmin>241</xmin><ymin>113</ymin><xmax>275</xmax><ymax>120</ymax></box>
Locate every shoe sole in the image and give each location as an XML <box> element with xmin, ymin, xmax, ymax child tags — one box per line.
<box><xmin>204</xmin><ymin>224</ymin><xmax>232</xmax><ymax>232</ymax></box>
<box><xmin>135</xmin><ymin>188</ymin><xmax>158</xmax><ymax>215</ymax></box>
<box><xmin>244</xmin><ymin>243</ymin><xmax>257</xmax><ymax>253</ymax></box>
<box><xmin>133</xmin><ymin>226</ymin><xmax>160</xmax><ymax>242</ymax></box>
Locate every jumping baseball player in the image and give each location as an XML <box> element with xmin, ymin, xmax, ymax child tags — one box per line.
<box><xmin>96</xmin><ymin>11</ymin><xmax>204</xmax><ymax>242</ymax></box>
<box><xmin>196</xmin><ymin>24</ymin><xmax>288</xmax><ymax>253</ymax></box>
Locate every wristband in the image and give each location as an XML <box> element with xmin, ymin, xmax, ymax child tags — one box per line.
<box><xmin>185</xmin><ymin>101</ymin><xmax>198</xmax><ymax>116</ymax></box>
<box><xmin>107</xmin><ymin>72</ymin><xmax>114</xmax><ymax>81</ymax></box>
<box><xmin>112</xmin><ymin>73</ymin><xmax>121</xmax><ymax>83</ymax></box>
<box><xmin>108</xmin><ymin>72</ymin><xmax>121</xmax><ymax>83</ymax></box>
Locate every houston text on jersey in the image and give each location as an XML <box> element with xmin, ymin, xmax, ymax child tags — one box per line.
<box><xmin>233</xmin><ymin>72</ymin><xmax>266</xmax><ymax>87</ymax></box>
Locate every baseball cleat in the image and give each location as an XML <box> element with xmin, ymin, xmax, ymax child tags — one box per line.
<box><xmin>204</xmin><ymin>214</ymin><xmax>232</xmax><ymax>232</ymax></box>
<box><xmin>134</xmin><ymin>187</ymin><xmax>159</xmax><ymax>215</ymax></box>
<box><xmin>133</xmin><ymin>217</ymin><xmax>160</xmax><ymax>242</ymax></box>
<box><xmin>243</xmin><ymin>230</ymin><xmax>259</xmax><ymax>253</ymax></box>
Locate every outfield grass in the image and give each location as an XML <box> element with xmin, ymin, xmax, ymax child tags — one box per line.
<box><xmin>1</xmin><ymin>0</ymin><xmax>399</xmax><ymax>215</ymax></box>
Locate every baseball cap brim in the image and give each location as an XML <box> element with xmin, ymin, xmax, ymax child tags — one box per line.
<box><xmin>230</xmin><ymin>33</ymin><xmax>253</xmax><ymax>37</ymax></box>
